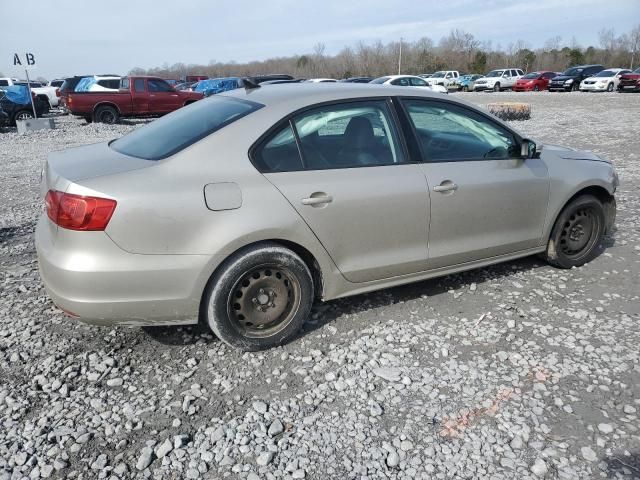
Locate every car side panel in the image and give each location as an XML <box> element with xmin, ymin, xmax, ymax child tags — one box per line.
<box><xmin>539</xmin><ymin>152</ymin><xmax>617</xmax><ymax>241</ymax></box>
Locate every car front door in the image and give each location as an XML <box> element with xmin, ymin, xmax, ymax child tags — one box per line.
<box><xmin>400</xmin><ymin>98</ymin><xmax>549</xmax><ymax>269</ymax></box>
<box><xmin>147</xmin><ymin>78</ymin><xmax>182</xmax><ymax>113</ymax></box>
<box><xmin>257</xmin><ymin>99</ymin><xmax>430</xmax><ymax>283</ymax></box>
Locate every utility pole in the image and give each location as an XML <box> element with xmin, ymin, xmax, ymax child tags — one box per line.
<box><xmin>398</xmin><ymin>37</ymin><xmax>403</xmax><ymax>75</ymax></box>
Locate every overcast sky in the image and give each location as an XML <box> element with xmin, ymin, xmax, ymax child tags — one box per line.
<box><xmin>1</xmin><ymin>0</ymin><xmax>638</xmax><ymax>79</ymax></box>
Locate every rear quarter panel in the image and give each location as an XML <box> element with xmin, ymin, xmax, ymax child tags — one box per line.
<box><xmin>78</xmin><ymin>113</ymin><xmax>342</xmax><ymax>296</ymax></box>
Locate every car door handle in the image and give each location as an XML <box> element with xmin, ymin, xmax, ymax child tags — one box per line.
<box><xmin>302</xmin><ymin>195</ymin><xmax>333</xmax><ymax>206</ymax></box>
<box><xmin>433</xmin><ymin>182</ymin><xmax>458</xmax><ymax>193</ymax></box>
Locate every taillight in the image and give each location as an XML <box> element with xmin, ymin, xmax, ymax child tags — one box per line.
<box><xmin>45</xmin><ymin>190</ymin><xmax>116</xmax><ymax>231</ymax></box>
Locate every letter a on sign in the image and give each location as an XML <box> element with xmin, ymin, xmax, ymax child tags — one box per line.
<box><xmin>13</xmin><ymin>53</ymin><xmax>22</xmax><ymax>66</ymax></box>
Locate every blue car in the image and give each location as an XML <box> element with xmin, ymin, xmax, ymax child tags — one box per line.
<box><xmin>457</xmin><ymin>74</ymin><xmax>483</xmax><ymax>92</ymax></box>
<box><xmin>193</xmin><ymin>77</ymin><xmax>244</xmax><ymax>97</ymax></box>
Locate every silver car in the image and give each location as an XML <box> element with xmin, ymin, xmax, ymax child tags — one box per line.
<box><xmin>36</xmin><ymin>84</ymin><xmax>618</xmax><ymax>351</ymax></box>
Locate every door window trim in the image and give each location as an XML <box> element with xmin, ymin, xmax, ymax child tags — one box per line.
<box><xmin>396</xmin><ymin>96</ymin><xmax>524</xmax><ymax>164</ymax></box>
<box><xmin>249</xmin><ymin>97</ymin><xmax>415</xmax><ymax>173</ymax></box>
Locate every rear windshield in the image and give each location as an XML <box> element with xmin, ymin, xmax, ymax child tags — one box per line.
<box><xmin>111</xmin><ymin>96</ymin><xmax>263</xmax><ymax>160</ymax></box>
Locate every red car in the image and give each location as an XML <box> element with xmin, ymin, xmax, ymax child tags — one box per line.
<box><xmin>67</xmin><ymin>76</ymin><xmax>203</xmax><ymax>123</ymax></box>
<box><xmin>617</xmin><ymin>67</ymin><xmax>640</xmax><ymax>92</ymax></box>
<box><xmin>513</xmin><ymin>71</ymin><xmax>558</xmax><ymax>91</ymax></box>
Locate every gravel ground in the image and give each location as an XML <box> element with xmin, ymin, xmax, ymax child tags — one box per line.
<box><xmin>1</xmin><ymin>92</ymin><xmax>639</xmax><ymax>480</ymax></box>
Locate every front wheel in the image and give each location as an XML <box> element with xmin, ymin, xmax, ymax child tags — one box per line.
<box><xmin>607</xmin><ymin>83</ymin><xmax>614</xmax><ymax>92</ymax></box>
<box><xmin>493</xmin><ymin>83</ymin><xmax>500</xmax><ymax>92</ymax></box>
<box><xmin>533</xmin><ymin>85</ymin><xmax>540</xmax><ymax>91</ymax></box>
<box><xmin>203</xmin><ymin>243</ymin><xmax>314</xmax><ymax>351</ymax></box>
<box><xmin>544</xmin><ymin>195</ymin><xmax>606</xmax><ymax>269</ymax></box>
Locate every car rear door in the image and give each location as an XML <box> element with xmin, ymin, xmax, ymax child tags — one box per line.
<box><xmin>131</xmin><ymin>78</ymin><xmax>149</xmax><ymax>115</ymax></box>
<box><xmin>399</xmin><ymin>98</ymin><xmax>549</xmax><ymax>269</ymax></box>
<box><xmin>256</xmin><ymin>99</ymin><xmax>430</xmax><ymax>283</ymax></box>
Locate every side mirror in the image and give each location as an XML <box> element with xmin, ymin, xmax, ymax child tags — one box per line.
<box><xmin>520</xmin><ymin>139</ymin><xmax>538</xmax><ymax>159</ymax></box>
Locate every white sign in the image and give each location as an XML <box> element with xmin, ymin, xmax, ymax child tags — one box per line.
<box><xmin>13</xmin><ymin>52</ymin><xmax>37</xmax><ymax>70</ymax></box>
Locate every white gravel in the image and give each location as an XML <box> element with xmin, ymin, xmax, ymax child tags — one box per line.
<box><xmin>1</xmin><ymin>92</ymin><xmax>639</xmax><ymax>479</ymax></box>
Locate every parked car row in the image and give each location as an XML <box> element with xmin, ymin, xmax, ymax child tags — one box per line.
<box><xmin>420</xmin><ymin>64</ymin><xmax>640</xmax><ymax>93</ymax></box>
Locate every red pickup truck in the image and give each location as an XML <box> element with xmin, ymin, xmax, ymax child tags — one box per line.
<box><xmin>67</xmin><ymin>76</ymin><xmax>203</xmax><ymax>124</ymax></box>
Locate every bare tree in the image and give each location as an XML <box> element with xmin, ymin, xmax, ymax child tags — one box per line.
<box><xmin>130</xmin><ymin>26</ymin><xmax>640</xmax><ymax>81</ymax></box>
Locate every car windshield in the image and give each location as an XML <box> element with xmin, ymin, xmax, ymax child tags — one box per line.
<box><xmin>635</xmin><ymin>67</ymin><xmax>640</xmax><ymax>73</ymax></box>
<box><xmin>370</xmin><ymin>77</ymin><xmax>390</xmax><ymax>84</ymax></box>
<box><xmin>430</xmin><ymin>72</ymin><xmax>446</xmax><ymax>78</ymax></box>
<box><xmin>522</xmin><ymin>72</ymin><xmax>540</xmax><ymax>79</ymax></box>
<box><xmin>486</xmin><ymin>70</ymin><xmax>504</xmax><ymax>77</ymax></box>
<box><xmin>563</xmin><ymin>67</ymin><xmax>584</xmax><ymax>76</ymax></box>
<box><xmin>111</xmin><ymin>96</ymin><xmax>263</xmax><ymax>160</ymax></box>
<box><xmin>594</xmin><ymin>70</ymin><xmax>615</xmax><ymax>77</ymax></box>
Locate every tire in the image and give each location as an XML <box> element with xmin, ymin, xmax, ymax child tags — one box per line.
<box><xmin>571</xmin><ymin>82</ymin><xmax>579</xmax><ymax>91</ymax></box>
<box><xmin>493</xmin><ymin>83</ymin><xmax>500</xmax><ymax>92</ymax></box>
<box><xmin>462</xmin><ymin>86</ymin><xmax>468</xmax><ymax>92</ymax></box>
<box><xmin>544</xmin><ymin>195</ymin><xmax>606</xmax><ymax>269</ymax></box>
<box><xmin>93</xmin><ymin>105</ymin><xmax>119</xmax><ymax>124</ymax></box>
<box><xmin>13</xmin><ymin>110</ymin><xmax>34</xmax><ymax>124</ymax></box>
<box><xmin>533</xmin><ymin>85</ymin><xmax>540</xmax><ymax>91</ymax></box>
<box><xmin>203</xmin><ymin>243</ymin><xmax>314</xmax><ymax>351</ymax></box>
<box><xmin>607</xmin><ymin>83</ymin><xmax>614</xmax><ymax>92</ymax></box>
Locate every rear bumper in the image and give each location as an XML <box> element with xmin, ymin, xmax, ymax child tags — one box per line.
<box><xmin>35</xmin><ymin>215</ymin><xmax>221</xmax><ymax>326</ymax></box>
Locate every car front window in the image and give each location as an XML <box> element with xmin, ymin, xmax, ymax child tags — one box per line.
<box><xmin>370</xmin><ymin>77</ymin><xmax>390</xmax><ymax>84</ymax></box>
<box><xmin>594</xmin><ymin>71</ymin><xmax>615</xmax><ymax>77</ymax></box>
<box><xmin>431</xmin><ymin>72</ymin><xmax>446</xmax><ymax>78</ymax></box>
<box><xmin>402</xmin><ymin>99</ymin><xmax>517</xmax><ymax>162</ymax></box>
<box><xmin>486</xmin><ymin>70</ymin><xmax>504</xmax><ymax>78</ymax></box>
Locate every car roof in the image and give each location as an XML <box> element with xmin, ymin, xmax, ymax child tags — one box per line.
<box><xmin>221</xmin><ymin>82</ymin><xmax>446</xmax><ymax>110</ymax></box>
<box><xmin>384</xmin><ymin>75</ymin><xmax>422</xmax><ymax>80</ymax></box>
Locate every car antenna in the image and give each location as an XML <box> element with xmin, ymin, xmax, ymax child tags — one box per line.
<box><xmin>243</xmin><ymin>77</ymin><xmax>261</xmax><ymax>90</ymax></box>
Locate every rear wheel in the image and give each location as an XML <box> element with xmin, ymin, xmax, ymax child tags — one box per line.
<box><xmin>493</xmin><ymin>83</ymin><xmax>501</xmax><ymax>92</ymax></box>
<box><xmin>544</xmin><ymin>195</ymin><xmax>606</xmax><ymax>269</ymax></box>
<box><xmin>203</xmin><ymin>243</ymin><xmax>314</xmax><ymax>351</ymax></box>
<box><xmin>13</xmin><ymin>110</ymin><xmax>34</xmax><ymax>123</ymax></box>
<box><xmin>93</xmin><ymin>105</ymin><xmax>119</xmax><ymax>124</ymax></box>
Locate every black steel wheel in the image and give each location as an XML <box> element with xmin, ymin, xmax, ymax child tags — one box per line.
<box><xmin>545</xmin><ymin>195</ymin><xmax>606</xmax><ymax>268</ymax></box>
<box><xmin>228</xmin><ymin>265</ymin><xmax>301</xmax><ymax>339</ymax></box>
<box><xmin>203</xmin><ymin>243</ymin><xmax>314</xmax><ymax>351</ymax></box>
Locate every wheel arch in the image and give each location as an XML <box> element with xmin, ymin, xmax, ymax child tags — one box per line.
<box><xmin>546</xmin><ymin>184</ymin><xmax>616</xmax><ymax>242</ymax></box>
<box><xmin>197</xmin><ymin>239</ymin><xmax>326</xmax><ymax>324</ymax></box>
<box><xmin>92</xmin><ymin>101</ymin><xmax>121</xmax><ymax>115</ymax></box>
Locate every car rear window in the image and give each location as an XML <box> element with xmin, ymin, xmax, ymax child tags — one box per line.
<box><xmin>110</xmin><ymin>96</ymin><xmax>263</xmax><ymax>160</ymax></box>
